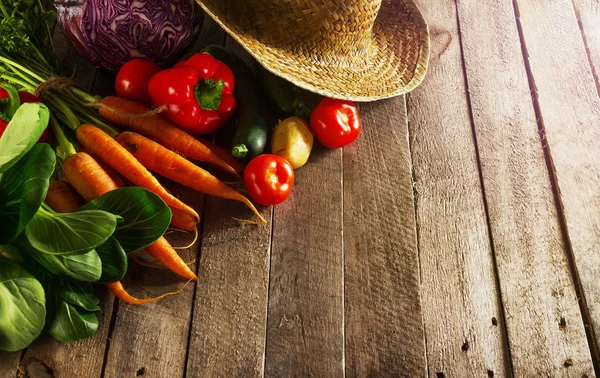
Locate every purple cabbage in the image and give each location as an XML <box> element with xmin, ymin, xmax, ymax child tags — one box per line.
<box><xmin>55</xmin><ymin>0</ymin><xmax>204</xmax><ymax>72</ymax></box>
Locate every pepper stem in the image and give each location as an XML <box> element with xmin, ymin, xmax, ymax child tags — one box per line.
<box><xmin>195</xmin><ymin>79</ymin><xmax>224</xmax><ymax>111</ymax></box>
<box><xmin>232</xmin><ymin>144</ymin><xmax>248</xmax><ymax>159</ymax></box>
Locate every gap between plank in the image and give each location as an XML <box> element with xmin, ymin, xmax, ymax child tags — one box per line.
<box><xmin>511</xmin><ymin>0</ymin><xmax>600</xmax><ymax>372</ymax></box>
<box><xmin>570</xmin><ymin>1</ymin><xmax>600</xmax><ymax>98</ymax></box>
<box><xmin>261</xmin><ymin>205</ymin><xmax>275</xmax><ymax>377</ymax></box>
<box><xmin>404</xmin><ymin>93</ymin><xmax>430</xmax><ymax>378</ymax></box>
<box><xmin>453</xmin><ymin>1</ymin><xmax>515</xmax><ymax>375</ymax></box>
<box><xmin>182</xmin><ymin>194</ymin><xmax>208</xmax><ymax>378</ymax></box>
<box><xmin>341</xmin><ymin>144</ymin><xmax>346</xmax><ymax>378</ymax></box>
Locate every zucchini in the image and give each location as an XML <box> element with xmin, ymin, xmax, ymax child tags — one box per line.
<box><xmin>254</xmin><ymin>64</ymin><xmax>312</xmax><ymax>121</ymax></box>
<box><xmin>203</xmin><ymin>45</ymin><xmax>273</xmax><ymax>160</ymax></box>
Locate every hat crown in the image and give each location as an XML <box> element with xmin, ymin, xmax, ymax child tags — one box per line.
<box><xmin>241</xmin><ymin>0</ymin><xmax>384</xmax><ymax>58</ymax></box>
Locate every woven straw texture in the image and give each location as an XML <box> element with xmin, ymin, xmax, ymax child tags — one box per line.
<box><xmin>195</xmin><ymin>0</ymin><xmax>430</xmax><ymax>101</ymax></box>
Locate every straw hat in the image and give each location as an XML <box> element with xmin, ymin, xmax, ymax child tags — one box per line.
<box><xmin>195</xmin><ymin>0</ymin><xmax>430</xmax><ymax>101</ymax></box>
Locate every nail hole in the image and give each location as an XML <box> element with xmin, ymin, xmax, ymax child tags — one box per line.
<box><xmin>461</xmin><ymin>341</ymin><xmax>469</xmax><ymax>352</ymax></box>
<box><xmin>487</xmin><ymin>370</ymin><xmax>494</xmax><ymax>377</ymax></box>
<box><xmin>136</xmin><ymin>367</ymin><xmax>146</xmax><ymax>376</ymax></box>
<box><xmin>491</xmin><ymin>317</ymin><xmax>498</xmax><ymax>326</ymax></box>
<box><xmin>559</xmin><ymin>317</ymin><xmax>566</xmax><ymax>331</ymax></box>
<box><xmin>436</xmin><ymin>373</ymin><xmax>445</xmax><ymax>378</ymax></box>
<box><xmin>564</xmin><ymin>358</ymin><xmax>573</xmax><ymax>367</ymax></box>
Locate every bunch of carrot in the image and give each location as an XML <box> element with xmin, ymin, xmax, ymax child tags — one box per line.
<box><xmin>43</xmin><ymin>91</ymin><xmax>267</xmax><ymax>304</ymax></box>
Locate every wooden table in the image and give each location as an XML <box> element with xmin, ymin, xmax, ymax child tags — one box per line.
<box><xmin>2</xmin><ymin>0</ymin><xmax>600</xmax><ymax>376</ymax></box>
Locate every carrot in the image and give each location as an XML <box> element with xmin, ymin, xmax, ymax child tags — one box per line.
<box><xmin>63</xmin><ymin>152</ymin><xmax>119</xmax><ymax>202</ymax></box>
<box><xmin>170</xmin><ymin>208</ymin><xmax>199</xmax><ymax>231</ymax></box>
<box><xmin>45</xmin><ymin>180</ymin><xmax>85</xmax><ymax>213</ymax></box>
<box><xmin>144</xmin><ymin>237</ymin><xmax>196</xmax><ymax>281</ymax></box>
<box><xmin>197</xmin><ymin>137</ymin><xmax>245</xmax><ymax>173</ymax></box>
<box><xmin>106</xmin><ymin>281</ymin><xmax>190</xmax><ymax>305</ymax></box>
<box><xmin>97</xmin><ymin>162</ymin><xmax>127</xmax><ymax>188</ymax></box>
<box><xmin>75</xmin><ymin>124</ymin><xmax>200</xmax><ymax>227</ymax></box>
<box><xmin>99</xmin><ymin>96</ymin><xmax>240</xmax><ymax>177</ymax></box>
<box><xmin>61</xmin><ymin>151</ymin><xmax>197</xmax><ymax>282</ymax></box>
<box><xmin>116</xmin><ymin>131</ymin><xmax>267</xmax><ymax>224</ymax></box>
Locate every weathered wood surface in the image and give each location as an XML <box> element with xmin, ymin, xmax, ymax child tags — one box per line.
<box><xmin>572</xmin><ymin>0</ymin><xmax>600</xmax><ymax>94</ymax></box>
<box><xmin>344</xmin><ymin>98</ymin><xmax>426</xmax><ymax>377</ymax></box>
<box><xmin>410</xmin><ymin>0</ymin><xmax>510</xmax><ymax>376</ymax></box>
<box><xmin>514</xmin><ymin>0</ymin><xmax>600</xmax><ymax>366</ymax></box>
<box><xmin>456</xmin><ymin>0</ymin><xmax>595</xmax><ymax>376</ymax></box>
<box><xmin>8</xmin><ymin>1</ymin><xmax>600</xmax><ymax>377</ymax></box>
<box><xmin>264</xmin><ymin>143</ymin><xmax>344</xmax><ymax>377</ymax></box>
<box><xmin>0</xmin><ymin>352</ymin><xmax>21</xmax><ymax>377</ymax></box>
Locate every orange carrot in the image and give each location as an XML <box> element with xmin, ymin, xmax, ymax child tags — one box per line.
<box><xmin>116</xmin><ymin>131</ymin><xmax>267</xmax><ymax>224</ymax></box>
<box><xmin>197</xmin><ymin>137</ymin><xmax>245</xmax><ymax>173</ymax></box>
<box><xmin>170</xmin><ymin>208</ymin><xmax>199</xmax><ymax>231</ymax></box>
<box><xmin>61</xmin><ymin>151</ymin><xmax>197</xmax><ymax>282</ymax></box>
<box><xmin>75</xmin><ymin>124</ymin><xmax>200</xmax><ymax>226</ymax></box>
<box><xmin>106</xmin><ymin>281</ymin><xmax>189</xmax><ymax>305</ymax></box>
<box><xmin>63</xmin><ymin>152</ymin><xmax>119</xmax><ymax>202</ymax></box>
<box><xmin>45</xmin><ymin>180</ymin><xmax>85</xmax><ymax>213</ymax></box>
<box><xmin>99</xmin><ymin>96</ymin><xmax>240</xmax><ymax>177</ymax></box>
<box><xmin>144</xmin><ymin>237</ymin><xmax>196</xmax><ymax>281</ymax></box>
<box><xmin>97</xmin><ymin>162</ymin><xmax>127</xmax><ymax>188</ymax></box>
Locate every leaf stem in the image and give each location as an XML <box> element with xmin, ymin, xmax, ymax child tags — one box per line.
<box><xmin>50</xmin><ymin>115</ymin><xmax>77</xmax><ymax>159</ymax></box>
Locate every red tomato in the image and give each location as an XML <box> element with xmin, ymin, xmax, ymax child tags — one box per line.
<box><xmin>243</xmin><ymin>154</ymin><xmax>294</xmax><ymax>206</ymax></box>
<box><xmin>115</xmin><ymin>59</ymin><xmax>161</xmax><ymax>106</ymax></box>
<box><xmin>310</xmin><ymin>98</ymin><xmax>361</xmax><ymax>149</ymax></box>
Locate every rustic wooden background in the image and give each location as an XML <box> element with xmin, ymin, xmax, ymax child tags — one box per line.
<box><xmin>1</xmin><ymin>0</ymin><xmax>600</xmax><ymax>376</ymax></box>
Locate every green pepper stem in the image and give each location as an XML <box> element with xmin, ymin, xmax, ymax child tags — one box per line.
<box><xmin>232</xmin><ymin>144</ymin><xmax>248</xmax><ymax>159</ymax></box>
<box><xmin>195</xmin><ymin>79</ymin><xmax>224</xmax><ymax>111</ymax></box>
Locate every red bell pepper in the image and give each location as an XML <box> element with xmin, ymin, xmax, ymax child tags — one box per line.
<box><xmin>148</xmin><ymin>52</ymin><xmax>236</xmax><ymax>135</ymax></box>
<box><xmin>0</xmin><ymin>85</ymin><xmax>49</xmax><ymax>143</ymax></box>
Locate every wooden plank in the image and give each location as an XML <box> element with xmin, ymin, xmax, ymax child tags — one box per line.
<box><xmin>185</xmin><ymin>29</ymin><xmax>273</xmax><ymax>377</ymax></box>
<box><xmin>343</xmin><ymin>97</ymin><xmax>426</xmax><ymax>376</ymax></box>
<box><xmin>264</xmin><ymin>143</ymin><xmax>343</xmax><ymax>377</ymax></box>
<box><xmin>514</xmin><ymin>0</ymin><xmax>600</xmax><ymax>365</ymax></box>
<box><xmin>455</xmin><ymin>0</ymin><xmax>596</xmax><ymax>375</ymax></box>
<box><xmin>0</xmin><ymin>352</ymin><xmax>21</xmax><ymax>378</ymax></box>
<box><xmin>409</xmin><ymin>0</ymin><xmax>510</xmax><ymax>376</ymax></box>
<box><xmin>572</xmin><ymin>0</ymin><xmax>600</xmax><ymax>94</ymax></box>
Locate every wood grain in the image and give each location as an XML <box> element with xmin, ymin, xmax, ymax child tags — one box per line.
<box><xmin>0</xmin><ymin>352</ymin><xmax>21</xmax><ymax>378</ymax></box>
<box><xmin>343</xmin><ymin>98</ymin><xmax>426</xmax><ymax>377</ymax></box>
<box><xmin>264</xmin><ymin>142</ymin><xmax>344</xmax><ymax>377</ymax></box>
<box><xmin>572</xmin><ymin>0</ymin><xmax>600</xmax><ymax>94</ymax></box>
<box><xmin>409</xmin><ymin>0</ymin><xmax>510</xmax><ymax>376</ymax></box>
<box><xmin>456</xmin><ymin>0</ymin><xmax>596</xmax><ymax>375</ymax></box>
<box><xmin>185</xmin><ymin>28</ymin><xmax>273</xmax><ymax>378</ymax></box>
<box><xmin>514</xmin><ymin>0</ymin><xmax>600</xmax><ymax>364</ymax></box>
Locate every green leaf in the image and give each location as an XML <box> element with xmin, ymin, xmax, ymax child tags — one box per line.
<box><xmin>0</xmin><ymin>255</ymin><xmax>46</xmax><ymax>351</ymax></box>
<box><xmin>57</xmin><ymin>281</ymin><xmax>100</xmax><ymax>312</ymax></box>
<box><xmin>95</xmin><ymin>237</ymin><xmax>127</xmax><ymax>284</ymax></box>
<box><xmin>25</xmin><ymin>207</ymin><xmax>119</xmax><ymax>255</ymax></box>
<box><xmin>0</xmin><ymin>103</ymin><xmax>50</xmax><ymax>173</ymax></box>
<box><xmin>47</xmin><ymin>300</ymin><xmax>98</xmax><ymax>343</ymax></box>
<box><xmin>79</xmin><ymin>187</ymin><xmax>171</xmax><ymax>253</ymax></box>
<box><xmin>15</xmin><ymin>235</ymin><xmax>102</xmax><ymax>282</ymax></box>
<box><xmin>0</xmin><ymin>144</ymin><xmax>55</xmax><ymax>244</ymax></box>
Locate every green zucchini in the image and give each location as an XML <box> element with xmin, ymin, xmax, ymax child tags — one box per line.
<box><xmin>254</xmin><ymin>64</ymin><xmax>312</xmax><ymax>121</ymax></box>
<box><xmin>203</xmin><ymin>45</ymin><xmax>273</xmax><ymax>160</ymax></box>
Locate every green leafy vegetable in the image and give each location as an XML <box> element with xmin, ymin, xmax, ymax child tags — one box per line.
<box><xmin>25</xmin><ymin>207</ymin><xmax>120</xmax><ymax>255</ymax></box>
<box><xmin>46</xmin><ymin>300</ymin><xmax>98</xmax><ymax>343</ymax></box>
<box><xmin>0</xmin><ymin>255</ymin><xmax>46</xmax><ymax>351</ymax></box>
<box><xmin>0</xmin><ymin>143</ymin><xmax>55</xmax><ymax>244</ymax></box>
<box><xmin>0</xmin><ymin>103</ymin><xmax>50</xmax><ymax>173</ymax></box>
<box><xmin>95</xmin><ymin>237</ymin><xmax>127</xmax><ymax>284</ymax></box>
<box><xmin>80</xmin><ymin>187</ymin><xmax>171</xmax><ymax>253</ymax></box>
<box><xmin>57</xmin><ymin>281</ymin><xmax>100</xmax><ymax>312</ymax></box>
<box><xmin>17</xmin><ymin>236</ymin><xmax>102</xmax><ymax>282</ymax></box>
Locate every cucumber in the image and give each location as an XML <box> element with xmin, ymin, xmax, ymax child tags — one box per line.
<box><xmin>254</xmin><ymin>64</ymin><xmax>312</xmax><ymax>121</ymax></box>
<box><xmin>203</xmin><ymin>45</ymin><xmax>273</xmax><ymax>160</ymax></box>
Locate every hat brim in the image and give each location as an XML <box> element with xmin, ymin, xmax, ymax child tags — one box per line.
<box><xmin>196</xmin><ymin>0</ymin><xmax>430</xmax><ymax>101</ymax></box>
